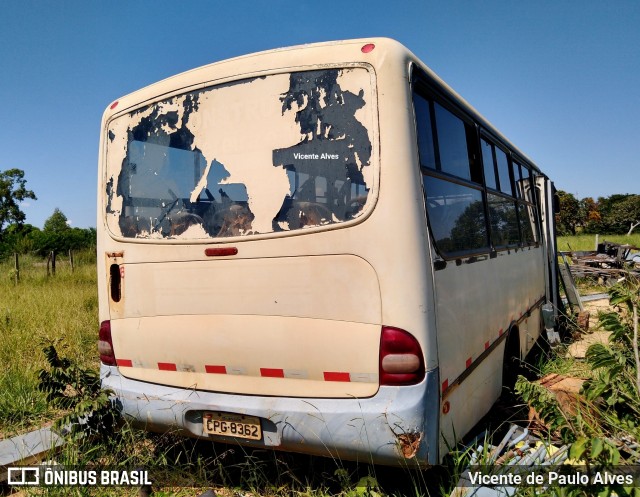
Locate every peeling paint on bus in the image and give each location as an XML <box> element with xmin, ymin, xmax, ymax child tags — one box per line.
<box><xmin>104</xmin><ymin>68</ymin><xmax>373</xmax><ymax>240</ymax></box>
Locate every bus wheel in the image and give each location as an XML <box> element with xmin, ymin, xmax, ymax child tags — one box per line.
<box><xmin>502</xmin><ymin>326</ymin><xmax>522</xmax><ymax>393</ymax></box>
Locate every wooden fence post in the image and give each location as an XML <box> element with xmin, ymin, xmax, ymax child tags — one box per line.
<box><xmin>48</xmin><ymin>250</ymin><xmax>56</xmax><ymax>276</ymax></box>
<box><xmin>14</xmin><ymin>253</ymin><xmax>19</xmax><ymax>284</ymax></box>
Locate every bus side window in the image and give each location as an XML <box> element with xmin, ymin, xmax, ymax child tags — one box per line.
<box><xmin>423</xmin><ymin>175</ymin><xmax>488</xmax><ymax>255</ymax></box>
<box><xmin>414</xmin><ymin>93</ymin><xmax>436</xmax><ymax>169</ymax></box>
<box><xmin>481</xmin><ymin>138</ymin><xmax>497</xmax><ymax>190</ymax></box>
<box><xmin>487</xmin><ymin>192</ymin><xmax>520</xmax><ymax>247</ymax></box>
<box><xmin>414</xmin><ymin>89</ymin><xmax>489</xmax><ymax>257</ymax></box>
<box><xmin>516</xmin><ymin>163</ymin><xmax>539</xmax><ymax>244</ymax></box>
<box><xmin>495</xmin><ymin>147</ymin><xmax>513</xmax><ymax>196</ymax></box>
<box><xmin>480</xmin><ymin>136</ymin><xmax>521</xmax><ymax>249</ymax></box>
<box><xmin>433</xmin><ymin>103</ymin><xmax>473</xmax><ymax>181</ymax></box>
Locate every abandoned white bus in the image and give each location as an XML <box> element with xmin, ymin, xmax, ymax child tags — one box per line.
<box><xmin>98</xmin><ymin>38</ymin><xmax>559</xmax><ymax>467</ymax></box>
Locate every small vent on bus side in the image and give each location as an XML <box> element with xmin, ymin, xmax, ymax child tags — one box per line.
<box><xmin>109</xmin><ymin>264</ymin><xmax>121</xmax><ymax>302</ymax></box>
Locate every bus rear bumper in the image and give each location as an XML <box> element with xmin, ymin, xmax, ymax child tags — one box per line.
<box><xmin>101</xmin><ymin>365</ymin><xmax>440</xmax><ymax>467</ymax></box>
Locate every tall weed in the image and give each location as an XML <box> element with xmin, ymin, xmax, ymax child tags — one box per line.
<box><xmin>516</xmin><ymin>276</ymin><xmax>640</xmax><ymax>469</ymax></box>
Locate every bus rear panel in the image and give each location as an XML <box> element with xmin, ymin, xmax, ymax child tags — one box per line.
<box><xmin>98</xmin><ymin>39</ymin><xmax>440</xmax><ymax>467</ymax></box>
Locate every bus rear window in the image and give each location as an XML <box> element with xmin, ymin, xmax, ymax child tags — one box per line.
<box><xmin>105</xmin><ymin>68</ymin><xmax>374</xmax><ymax>240</ymax></box>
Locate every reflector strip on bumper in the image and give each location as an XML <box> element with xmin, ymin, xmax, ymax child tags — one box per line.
<box><xmin>115</xmin><ymin>361</ymin><xmax>375</xmax><ymax>383</ymax></box>
<box><xmin>260</xmin><ymin>368</ymin><xmax>285</xmax><ymax>378</ymax></box>
<box><xmin>323</xmin><ymin>371</ymin><xmax>351</xmax><ymax>382</ymax></box>
<box><xmin>205</xmin><ymin>365</ymin><xmax>226</xmax><ymax>374</ymax></box>
<box><xmin>158</xmin><ymin>362</ymin><xmax>177</xmax><ymax>371</ymax></box>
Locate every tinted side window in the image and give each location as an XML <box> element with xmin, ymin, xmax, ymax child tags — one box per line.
<box><xmin>434</xmin><ymin>103</ymin><xmax>471</xmax><ymax>180</ymax></box>
<box><xmin>414</xmin><ymin>88</ymin><xmax>544</xmax><ymax>256</ymax></box>
<box><xmin>516</xmin><ymin>163</ymin><xmax>539</xmax><ymax>244</ymax></box>
<box><xmin>415</xmin><ymin>89</ymin><xmax>490</xmax><ymax>257</ymax></box>
<box><xmin>487</xmin><ymin>193</ymin><xmax>520</xmax><ymax>247</ymax></box>
<box><xmin>481</xmin><ymin>138</ymin><xmax>497</xmax><ymax>190</ymax></box>
<box><xmin>518</xmin><ymin>202</ymin><xmax>537</xmax><ymax>244</ymax></box>
<box><xmin>414</xmin><ymin>93</ymin><xmax>436</xmax><ymax>169</ymax></box>
<box><xmin>495</xmin><ymin>147</ymin><xmax>512</xmax><ymax>196</ymax></box>
<box><xmin>515</xmin><ymin>163</ymin><xmax>533</xmax><ymax>200</ymax></box>
<box><xmin>424</xmin><ymin>175</ymin><xmax>489</xmax><ymax>255</ymax></box>
<box><xmin>513</xmin><ymin>161</ymin><xmax>522</xmax><ymax>199</ymax></box>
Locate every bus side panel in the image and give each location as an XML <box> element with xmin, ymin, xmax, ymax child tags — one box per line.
<box><xmin>436</xmin><ymin>249</ymin><xmax>544</xmax><ymax>386</ymax></box>
<box><xmin>439</xmin><ymin>342</ymin><xmax>504</xmax><ymax>454</ymax></box>
<box><xmin>434</xmin><ymin>248</ymin><xmax>545</xmax><ymax>450</ymax></box>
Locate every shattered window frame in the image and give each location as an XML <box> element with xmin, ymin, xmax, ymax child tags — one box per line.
<box><xmin>103</xmin><ymin>65</ymin><xmax>378</xmax><ymax>242</ymax></box>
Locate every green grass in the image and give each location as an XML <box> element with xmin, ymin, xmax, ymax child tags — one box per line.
<box><xmin>0</xmin><ymin>251</ymin><xmax>98</xmax><ymax>436</ymax></box>
<box><xmin>557</xmin><ymin>233</ymin><xmax>640</xmax><ymax>252</ymax></box>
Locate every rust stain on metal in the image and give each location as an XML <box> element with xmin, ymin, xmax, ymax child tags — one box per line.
<box><xmin>397</xmin><ymin>431</ymin><xmax>422</xmax><ymax>459</ymax></box>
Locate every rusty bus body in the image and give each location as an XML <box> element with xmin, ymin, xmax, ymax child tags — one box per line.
<box><xmin>98</xmin><ymin>38</ymin><xmax>558</xmax><ymax>466</ymax></box>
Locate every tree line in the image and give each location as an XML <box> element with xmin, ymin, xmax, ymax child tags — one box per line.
<box><xmin>555</xmin><ymin>190</ymin><xmax>640</xmax><ymax>236</ymax></box>
<box><xmin>0</xmin><ymin>169</ymin><xmax>95</xmax><ymax>259</ymax></box>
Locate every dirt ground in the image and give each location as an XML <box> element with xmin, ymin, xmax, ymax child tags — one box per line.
<box><xmin>566</xmin><ymin>297</ymin><xmax>612</xmax><ymax>359</ymax></box>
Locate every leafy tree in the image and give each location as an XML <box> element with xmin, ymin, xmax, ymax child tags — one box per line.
<box><xmin>0</xmin><ymin>223</ymin><xmax>40</xmax><ymax>258</ymax></box>
<box><xmin>31</xmin><ymin>227</ymin><xmax>96</xmax><ymax>257</ymax></box>
<box><xmin>44</xmin><ymin>208</ymin><xmax>70</xmax><ymax>232</ymax></box>
<box><xmin>555</xmin><ymin>190</ymin><xmax>582</xmax><ymax>235</ymax></box>
<box><xmin>0</xmin><ymin>168</ymin><xmax>37</xmax><ymax>237</ymax></box>
<box><xmin>35</xmin><ymin>209</ymin><xmax>92</xmax><ymax>256</ymax></box>
<box><xmin>617</xmin><ymin>195</ymin><xmax>640</xmax><ymax>235</ymax></box>
<box><xmin>596</xmin><ymin>194</ymin><xmax>639</xmax><ymax>235</ymax></box>
<box><xmin>580</xmin><ymin>197</ymin><xmax>601</xmax><ymax>233</ymax></box>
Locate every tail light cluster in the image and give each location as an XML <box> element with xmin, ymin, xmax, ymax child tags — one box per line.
<box><xmin>98</xmin><ymin>320</ymin><xmax>116</xmax><ymax>366</ymax></box>
<box><xmin>379</xmin><ymin>326</ymin><xmax>425</xmax><ymax>386</ymax></box>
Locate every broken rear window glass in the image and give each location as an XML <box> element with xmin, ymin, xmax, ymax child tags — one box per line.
<box><xmin>105</xmin><ymin>68</ymin><xmax>375</xmax><ymax>240</ymax></box>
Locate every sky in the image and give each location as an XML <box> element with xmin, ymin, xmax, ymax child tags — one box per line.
<box><xmin>1</xmin><ymin>0</ymin><xmax>639</xmax><ymax>229</ymax></box>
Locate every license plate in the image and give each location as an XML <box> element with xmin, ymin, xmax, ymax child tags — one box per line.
<box><xmin>203</xmin><ymin>412</ymin><xmax>262</xmax><ymax>440</ymax></box>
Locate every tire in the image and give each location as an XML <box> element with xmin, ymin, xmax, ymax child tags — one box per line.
<box><xmin>501</xmin><ymin>326</ymin><xmax>522</xmax><ymax>393</ymax></box>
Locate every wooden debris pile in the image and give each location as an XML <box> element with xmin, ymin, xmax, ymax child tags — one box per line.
<box><xmin>563</xmin><ymin>241</ymin><xmax>640</xmax><ymax>283</ymax></box>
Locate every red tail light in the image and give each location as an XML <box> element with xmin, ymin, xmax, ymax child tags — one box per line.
<box><xmin>379</xmin><ymin>326</ymin><xmax>425</xmax><ymax>386</ymax></box>
<box><xmin>98</xmin><ymin>320</ymin><xmax>116</xmax><ymax>366</ymax></box>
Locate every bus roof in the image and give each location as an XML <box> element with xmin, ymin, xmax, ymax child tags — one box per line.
<box><xmin>104</xmin><ymin>37</ymin><xmax>543</xmax><ymax>176</ymax></box>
